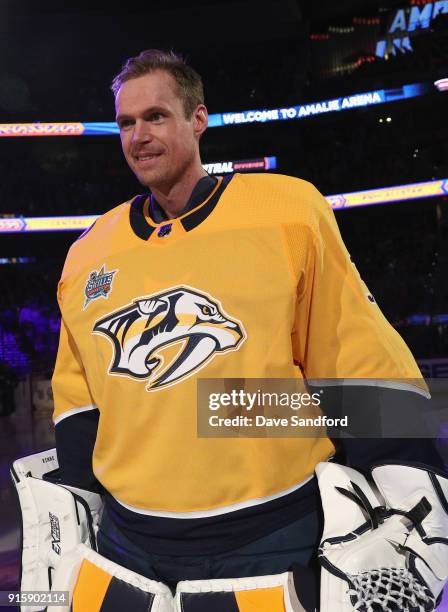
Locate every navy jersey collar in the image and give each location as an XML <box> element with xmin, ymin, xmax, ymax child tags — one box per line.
<box><xmin>129</xmin><ymin>174</ymin><xmax>233</xmax><ymax>241</ymax></box>
<box><xmin>149</xmin><ymin>174</ymin><xmax>218</xmax><ymax>223</ymax></box>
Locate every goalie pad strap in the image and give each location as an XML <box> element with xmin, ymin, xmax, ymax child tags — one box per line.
<box><xmin>335</xmin><ymin>482</ymin><xmax>389</xmax><ymax>530</ymax></box>
<box><xmin>404</xmin><ymin>496</ymin><xmax>432</xmax><ymax>527</ymax></box>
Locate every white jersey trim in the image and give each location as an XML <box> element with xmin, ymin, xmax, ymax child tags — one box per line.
<box><xmin>54</xmin><ymin>404</ymin><xmax>98</xmax><ymax>425</ymax></box>
<box><xmin>112</xmin><ymin>473</ymin><xmax>315</xmax><ymax>519</ymax></box>
<box><xmin>307</xmin><ymin>379</ymin><xmax>430</xmax><ymax>399</ymax></box>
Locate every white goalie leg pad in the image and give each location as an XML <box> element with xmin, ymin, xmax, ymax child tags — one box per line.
<box><xmin>52</xmin><ymin>545</ymin><xmax>306</xmax><ymax>612</ymax></box>
<box><xmin>316</xmin><ymin>461</ymin><xmax>448</xmax><ymax>612</ymax></box>
<box><xmin>176</xmin><ymin>572</ymin><xmax>305</xmax><ymax>611</ymax></box>
<box><xmin>11</xmin><ymin>448</ymin><xmax>103</xmax><ymax>612</ymax></box>
<box><xmin>50</xmin><ymin>543</ymin><xmax>173</xmax><ymax>612</ymax></box>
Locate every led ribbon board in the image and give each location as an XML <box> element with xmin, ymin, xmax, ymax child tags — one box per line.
<box><xmin>212</xmin><ymin>83</ymin><xmax>429</xmax><ymax>126</ymax></box>
<box><xmin>203</xmin><ymin>156</ymin><xmax>277</xmax><ymax>174</ymax></box>
<box><xmin>328</xmin><ymin>179</ymin><xmax>448</xmax><ymax>210</ymax></box>
<box><xmin>2</xmin><ymin>178</ymin><xmax>446</xmax><ymax>234</ymax></box>
<box><xmin>0</xmin><ymin>215</ymin><xmax>98</xmax><ymax>233</ymax></box>
<box><xmin>395</xmin><ymin>313</ymin><xmax>448</xmax><ymax>327</ymax></box>
<box><xmin>0</xmin><ymin>83</ymin><xmax>432</xmax><ymax>137</ymax></box>
<box><xmin>0</xmin><ymin>123</ymin><xmax>86</xmax><ymax>137</ymax></box>
<box><xmin>0</xmin><ymin>257</ymin><xmax>36</xmax><ymax>264</ymax></box>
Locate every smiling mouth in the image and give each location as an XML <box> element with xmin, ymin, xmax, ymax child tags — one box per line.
<box><xmin>135</xmin><ymin>154</ymin><xmax>161</xmax><ymax>162</ymax></box>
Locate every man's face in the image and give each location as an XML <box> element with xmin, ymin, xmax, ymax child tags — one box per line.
<box><xmin>115</xmin><ymin>70</ymin><xmax>207</xmax><ymax>190</ymax></box>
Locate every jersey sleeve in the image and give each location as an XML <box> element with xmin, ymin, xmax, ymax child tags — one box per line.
<box><xmin>52</xmin><ymin>280</ymin><xmax>96</xmax><ymax>422</ymax></box>
<box><xmin>291</xmin><ymin>187</ymin><xmax>425</xmax><ymax>388</ymax></box>
<box><xmin>290</xmin><ymin>186</ymin><xmax>444</xmax><ymax>472</ymax></box>
<box><xmin>51</xmin><ymin>280</ymin><xmax>102</xmax><ymax>491</ymax></box>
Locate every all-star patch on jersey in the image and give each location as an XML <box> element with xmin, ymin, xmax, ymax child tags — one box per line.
<box><xmin>84</xmin><ymin>265</ymin><xmax>117</xmax><ymax>309</ymax></box>
<box><xmin>52</xmin><ymin>173</ymin><xmax>424</xmax><ymax>515</ymax></box>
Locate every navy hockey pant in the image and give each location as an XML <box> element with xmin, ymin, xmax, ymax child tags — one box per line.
<box><xmin>97</xmin><ymin>508</ymin><xmax>320</xmax><ymax>594</ymax></box>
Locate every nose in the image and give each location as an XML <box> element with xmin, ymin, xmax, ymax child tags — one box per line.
<box><xmin>131</xmin><ymin>119</ymin><xmax>152</xmax><ymax>145</ymax></box>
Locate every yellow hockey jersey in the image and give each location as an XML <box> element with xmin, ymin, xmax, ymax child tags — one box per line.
<box><xmin>52</xmin><ymin>173</ymin><xmax>424</xmax><ymax>516</ymax></box>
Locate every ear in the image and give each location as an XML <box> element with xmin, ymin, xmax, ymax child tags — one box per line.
<box><xmin>193</xmin><ymin>104</ymin><xmax>208</xmax><ymax>138</ymax></box>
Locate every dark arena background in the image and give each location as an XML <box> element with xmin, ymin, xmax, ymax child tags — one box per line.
<box><xmin>0</xmin><ymin>0</ymin><xmax>447</xmax><ymax>609</ymax></box>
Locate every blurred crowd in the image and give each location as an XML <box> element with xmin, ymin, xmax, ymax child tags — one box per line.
<box><xmin>0</xmin><ymin>265</ymin><xmax>60</xmax><ymax>376</ymax></box>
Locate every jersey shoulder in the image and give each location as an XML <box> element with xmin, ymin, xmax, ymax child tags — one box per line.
<box><xmin>232</xmin><ymin>172</ymin><xmax>331</xmax><ymax>229</ymax></box>
<box><xmin>75</xmin><ymin>197</ymin><xmax>136</xmax><ymax>243</ymax></box>
<box><xmin>61</xmin><ymin>196</ymin><xmax>140</xmax><ymax>280</ymax></box>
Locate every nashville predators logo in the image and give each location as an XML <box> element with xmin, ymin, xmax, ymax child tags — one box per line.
<box><xmin>93</xmin><ymin>286</ymin><xmax>246</xmax><ymax>391</ymax></box>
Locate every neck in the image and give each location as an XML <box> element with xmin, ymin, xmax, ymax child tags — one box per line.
<box><xmin>149</xmin><ymin>162</ymin><xmax>207</xmax><ymax>220</ymax></box>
